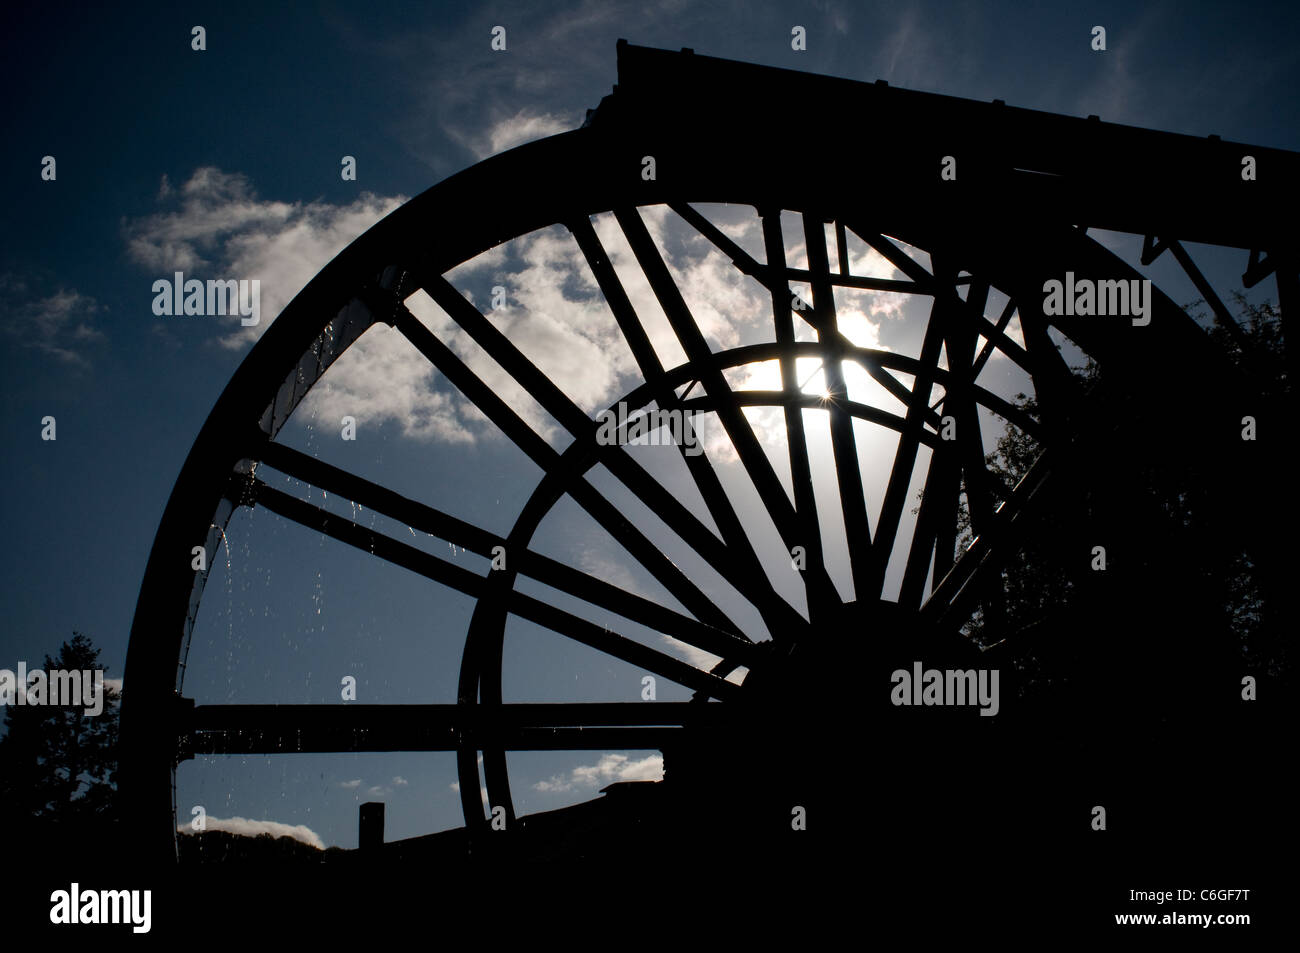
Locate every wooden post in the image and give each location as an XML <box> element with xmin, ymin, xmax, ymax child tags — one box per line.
<box><xmin>359</xmin><ymin>801</ymin><xmax>384</xmax><ymax>851</ymax></box>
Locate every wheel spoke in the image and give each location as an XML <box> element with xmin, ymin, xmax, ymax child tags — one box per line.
<box><xmin>185</xmin><ymin>702</ymin><xmax>730</xmax><ymax>754</ymax></box>
<box><xmin>936</xmin><ymin>265</ymin><xmax>1009</xmax><ymax>636</ymax></box>
<box><xmin>896</xmin><ymin>292</ymin><xmax>965</xmax><ymax>616</ymax></box>
<box><xmin>850</xmin><ymin>228</ymin><xmax>936</xmax><ymax>282</ymax></box>
<box><xmin>901</xmin><ymin>449</ymin><xmax>962</xmax><ymax>609</ymax></box>
<box><xmin>970</xmin><ymin>297</ymin><xmax>1019</xmax><ymax>388</ymax></box>
<box><xmin>803</xmin><ymin>211</ymin><xmax>873</xmax><ymax>601</ymax></box>
<box><xmin>935</xmin><ymin>296</ymin><xmax>1018</xmax><ymax>412</ymax></box>
<box><xmin>759</xmin><ymin>209</ymin><xmax>833</xmax><ymax>621</ymax></box>
<box><xmin>1165</xmin><ymin>240</ymin><xmax>1248</xmax><ymax>349</ymax></box>
<box><xmin>249</xmin><ymin>480</ymin><xmax>742</xmax><ymax>700</ymax></box>
<box><xmin>614</xmin><ymin>206</ymin><xmax>842</xmax><ymax>618</ymax></box>
<box><xmin>418</xmin><ymin>274</ymin><xmax>810</xmax><ymax>638</ymax></box>
<box><xmin>1017</xmin><ymin>290</ymin><xmax>1086</xmax><ymax>435</ymax></box>
<box><xmin>671</xmin><ymin>202</ymin><xmax>920</xmax><ymax>294</ymax></box>
<box><xmin>849</xmin><ymin>224</ymin><xmax>1039</xmax><ymax>379</ymax></box>
<box><xmin>255</xmin><ymin>440</ymin><xmax>759</xmax><ymax>665</ymax></box>
<box><xmin>920</xmin><ymin>448</ymin><xmax>1056</xmax><ymax>631</ymax></box>
<box><xmin>386</xmin><ymin>294</ymin><xmax>743</xmax><ymax>636</ymax></box>
<box><xmin>567</xmin><ymin>215</ymin><xmax>806</xmax><ymax>639</ymax></box>
<box><xmin>871</xmin><ymin>295</ymin><xmax>948</xmax><ymax>602</ymax></box>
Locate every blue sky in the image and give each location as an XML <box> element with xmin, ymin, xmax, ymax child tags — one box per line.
<box><xmin>2</xmin><ymin>0</ymin><xmax>1297</xmax><ymax>848</ymax></box>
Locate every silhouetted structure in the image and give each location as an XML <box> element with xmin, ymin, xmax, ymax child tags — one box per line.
<box><xmin>358</xmin><ymin>802</ymin><xmax>384</xmax><ymax>851</ymax></box>
<box><xmin>120</xmin><ymin>42</ymin><xmax>1294</xmax><ymax>876</ymax></box>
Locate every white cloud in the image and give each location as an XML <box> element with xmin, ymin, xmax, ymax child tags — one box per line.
<box><xmin>32</xmin><ymin>289</ymin><xmax>102</xmax><ymax>339</ymax></box>
<box><xmin>345</xmin><ymin>775</ymin><xmax>409</xmax><ymax>798</ymax></box>
<box><xmin>577</xmin><ymin>551</ymin><xmax>644</xmax><ymax>596</ymax></box>
<box><xmin>449</xmin><ymin>225</ymin><xmax>636</xmax><ymax>423</ymax></box>
<box><xmin>126</xmin><ymin>168</ymin><xmax>296</xmax><ymax>274</ymax></box>
<box><xmin>533</xmin><ymin>752</ymin><xmax>663</xmax><ymax>793</ymax></box>
<box><xmin>395</xmin><ymin>222</ymin><xmax>643</xmax><ymax>444</ymax></box>
<box><xmin>121</xmin><ymin>167</ymin><xmax>494</xmax><ymax>444</ymax></box>
<box><xmin>297</xmin><ymin>321</ymin><xmax>478</xmax><ymax>443</ymax></box>
<box><xmin>1</xmin><ymin>278</ymin><xmax>104</xmax><ymax>366</ymax></box>
<box><xmin>123</xmin><ymin>167</ymin><xmax>406</xmax><ymax>350</ymax></box>
<box><xmin>444</xmin><ymin>108</ymin><xmax>572</xmax><ymax>161</ymax></box>
<box><xmin>179</xmin><ymin>815</ymin><xmax>325</xmax><ymax>850</ymax></box>
<box><xmin>669</xmin><ymin>244</ymin><xmax>763</xmax><ymax>346</ymax></box>
<box><xmin>660</xmin><ymin>635</ymin><xmax>721</xmax><ymax>672</ymax></box>
<box><xmin>449</xmin><ymin>781</ymin><xmax>489</xmax><ymax>805</ymax></box>
<box><xmin>485</xmin><ymin>110</ymin><xmax>572</xmax><ymax>158</ymax></box>
<box><xmin>119</xmin><ymin>169</ymin><xmax>771</xmax><ymax>453</ymax></box>
<box><xmin>118</xmin><ymin>168</ymin><xmax>999</xmax><ymax>471</ymax></box>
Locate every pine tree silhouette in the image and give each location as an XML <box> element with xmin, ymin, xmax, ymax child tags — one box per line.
<box><xmin>0</xmin><ymin>633</ymin><xmax>121</xmax><ymax>848</ymax></box>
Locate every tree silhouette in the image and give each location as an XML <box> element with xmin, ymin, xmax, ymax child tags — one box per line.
<box><xmin>907</xmin><ymin>291</ymin><xmax>1288</xmax><ymax>721</ymax></box>
<box><xmin>0</xmin><ymin>633</ymin><xmax>121</xmax><ymax>845</ymax></box>
<box><xmin>944</xmin><ymin>293</ymin><xmax>1289</xmax><ymax>711</ymax></box>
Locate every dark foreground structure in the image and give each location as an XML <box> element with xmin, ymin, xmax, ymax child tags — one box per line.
<box><xmin>104</xmin><ymin>43</ymin><xmax>1291</xmax><ymax>929</ymax></box>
